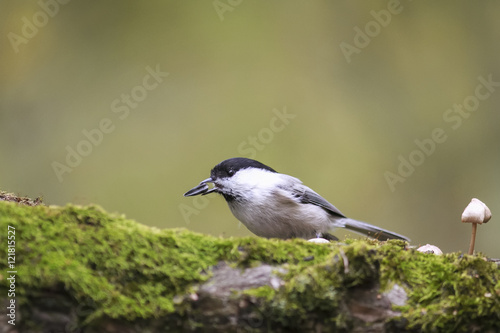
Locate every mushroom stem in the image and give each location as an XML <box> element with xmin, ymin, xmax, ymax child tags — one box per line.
<box><xmin>468</xmin><ymin>223</ymin><xmax>477</xmax><ymax>255</ymax></box>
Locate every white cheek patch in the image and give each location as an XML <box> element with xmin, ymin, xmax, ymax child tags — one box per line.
<box><xmin>232</xmin><ymin>168</ymin><xmax>283</xmax><ymax>190</ymax></box>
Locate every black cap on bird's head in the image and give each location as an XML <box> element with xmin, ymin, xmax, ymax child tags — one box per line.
<box><xmin>183</xmin><ymin>158</ymin><xmax>276</xmax><ymax>197</ymax></box>
<box><xmin>210</xmin><ymin>158</ymin><xmax>276</xmax><ymax>180</ymax></box>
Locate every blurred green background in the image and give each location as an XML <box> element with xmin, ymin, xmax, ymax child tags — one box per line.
<box><xmin>1</xmin><ymin>1</ymin><xmax>499</xmax><ymax>256</ymax></box>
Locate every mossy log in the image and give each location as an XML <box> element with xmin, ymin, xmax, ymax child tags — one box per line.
<box><xmin>0</xmin><ymin>193</ymin><xmax>499</xmax><ymax>333</ymax></box>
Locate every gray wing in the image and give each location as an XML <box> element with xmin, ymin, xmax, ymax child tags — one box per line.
<box><xmin>289</xmin><ymin>185</ymin><xmax>346</xmax><ymax>219</ymax></box>
<box><xmin>281</xmin><ymin>178</ymin><xmax>411</xmax><ymax>242</ymax></box>
<box><xmin>291</xmin><ymin>185</ymin><xmax>410</xmax><ymax>241</ymax></box>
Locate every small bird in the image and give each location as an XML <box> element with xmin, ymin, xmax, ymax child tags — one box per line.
<box><xmin>184</xmin><ymin>157</ymin><xmax>410</xmax><ymax>242</ymax></box>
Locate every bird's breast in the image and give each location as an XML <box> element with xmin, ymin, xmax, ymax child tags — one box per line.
<box><xmin>226</xmin><ymin>190</ymin><xmax>332</xmax><ymax>239</ymax></box>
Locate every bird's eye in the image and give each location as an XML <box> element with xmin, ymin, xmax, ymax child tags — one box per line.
<box><xmin>227</xmin><ymin>169</ymin><xmax>235</xmax><ymax>176</ymax></box>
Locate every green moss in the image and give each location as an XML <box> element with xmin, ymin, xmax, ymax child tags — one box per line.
<box><xmin>243</xmin><ymin>239</ymin><xmax>392</xmax><ymax>331</ymax></box>
<box><xmin>1</xmin><ymin>199</ymin><xmax>499</xmax><ymax>332</ymax></box>
<box><xmin>241</xmin><ymin>238</ymin><xmax>500</xmax><ymax>332</ymax></box>
<box><xmin>380</xmin><ymin>248</ymin><xmax>500</xmax><ymax>332</ymax></box>
<box><xmin>0</xmin><ymin>201</ymin><xmax>337</xmax><ymax>325</ymax></box>
<box><xmin>2</xmin><ymin>203</ymin><xmax>181</xmax><ymax>319</ymax></box>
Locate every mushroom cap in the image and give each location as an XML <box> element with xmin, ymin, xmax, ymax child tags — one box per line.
<box><xmin>461</xmin><ymin>198</ymin><xmax>492</xmax><ymax>224</ymax></box>
<box><xmin>417</xmin><ymin>244</ymin><xmax>443</xmax><ymax>255</ymax></box>
<box><xmin>307</xmin><ymin>238</ymin><xmax>330</xmax><ymax>244</ymax></box>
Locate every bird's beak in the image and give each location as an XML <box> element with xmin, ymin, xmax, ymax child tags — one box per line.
<box><xmin>183</xmin><ymin>178</ymin><xmax>217</xmax><ymax>197</ymax></box>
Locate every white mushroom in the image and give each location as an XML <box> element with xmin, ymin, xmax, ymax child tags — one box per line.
<box><xmin>307</xmin><ymin>238</ymin><xmax>330</xmax><ymax>244</ymax></box>
<box><xmin>417</xmin><ymin>244</ymin><xmax>443</xmax><ymax>255</ymax></box>
<box><xmin>462</xmin><ymin>198</ymin><xmax>491</xmax><ymax>255</ymax></box>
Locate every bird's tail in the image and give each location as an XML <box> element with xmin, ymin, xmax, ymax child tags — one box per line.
<box><xmin>339</xmin><ymin>218</ymin><xmax>410</xmax><ymax>242</ymax></box>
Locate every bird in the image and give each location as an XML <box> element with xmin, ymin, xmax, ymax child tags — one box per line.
<box><xmin>184</xmin><ymin>157</ymin><xmax>410</xmax><ymax>242</ymax></box>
